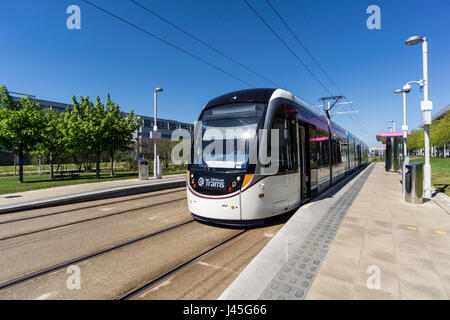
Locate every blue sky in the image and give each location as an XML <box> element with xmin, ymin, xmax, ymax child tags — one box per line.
<box><xmin>1</xmin><ymin>0</ymin><xmax>449</xmax><ymax>148</ymax></box>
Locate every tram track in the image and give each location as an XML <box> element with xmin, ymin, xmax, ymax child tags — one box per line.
<box><xmin>0</xmin><ymin>188</ymin><xmax>186</xmax><ymax>225</ymax></box>
<box><xmin>120</xmin><ymin>229</ymin><xmax>248</xmax><ymax>300</ymax></box>
<box><xmin>0</xmin><ymin>219</ymin><xmax>195</xmax><ymax>292</ymax></box>
<box><xmin>0</xmin><ymin>195</ymin><xmax>187</xmax><ymax>242</ymax></box>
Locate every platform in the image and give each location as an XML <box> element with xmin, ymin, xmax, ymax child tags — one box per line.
<box><xmin>220</xmin><ymin>162</ymin><xmax>450</xmax><ymax>300</ymax></box>
<box><xmin>0</xmin><ymin>174</ymin><xmax>186</xmax><ymax>214</ymax></box>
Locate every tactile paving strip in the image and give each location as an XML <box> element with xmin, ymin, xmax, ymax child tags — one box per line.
<box><xmin>260</xmin><ymin>165</ymin><xmax>374</xmax><ymax>300</ymax></box>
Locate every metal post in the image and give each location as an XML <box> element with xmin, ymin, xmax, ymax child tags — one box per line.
<box><xmin>389</xmin><ymin>120</ymin><xmax>396</xmax><ymax>132</ymax></box>
<box><xmin>138</xmin><ymin>126</ymin><xmax>142</xmax><ymax>157</ymax></box>
<box><xmin>318</xmin><ymin>95</ymin><xmax>343</xmax><ymax>188</ymax></box>
<box><xmin>422</xmin><ymin>38</ymin><xmax>432</xmax><ymax>198</ymax></box>
<box><xmin>153</xmin><ymin>91</ymin><xmax>158</xmax><ymax>179</ymax></box>
<box><xmin>326</xmin><ymin>102</ymin><xmax>332</xmax><ymax>187</ymax></box>
<box><xmin>402</xmin><ymin>91</ymin><xmax>408</xmax><ymax>156</ymax></box>
<box><xmin>401</xmin><ymin>91</ymin><xmax>409</xmax><ymax>195</ymax></box>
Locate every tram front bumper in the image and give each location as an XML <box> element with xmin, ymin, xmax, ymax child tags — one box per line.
<box><xmin>187</xmin><ymin>188</ymin><xmax>241</xmax><ymax>221</ymax></box>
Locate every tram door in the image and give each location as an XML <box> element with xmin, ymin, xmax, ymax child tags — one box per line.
<box><xmin>298</xmin><ymin>125</ymin><xmax>310</xmax><ymax>202</ymax></box>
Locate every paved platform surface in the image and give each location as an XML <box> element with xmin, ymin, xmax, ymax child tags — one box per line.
<box><xmin>0</xmin><ymin>174</ymin><xmax>185</xmax><ymax>208</ymax></box>
<box><xmin>220</xmin><ymin>162</ymin><xmax>450</xmax><ymax>300</ymax></box>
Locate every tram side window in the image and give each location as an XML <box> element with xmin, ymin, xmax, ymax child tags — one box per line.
<box><xmin>309</xmin><ymin>140</ymin><xmax>319</xmax><ymax>170</ymax></box>
<box><xmin>289</xmin><ymin>119</ymin><xmax>299</xmax><ymax>171</ymax></box>
<box><xmin>308</xmin><ymin>124</ymin><xmax>327</xmax><ymax>169</ymax></box>
<box><xmin>332</xmin><ymin>139</ymin><xmax>337</xmax><ymax>165</ymax></box>
<box><xmin>341</xmin><ymin>138</ymin><xmax>348</xmax><ymax>164</ymax></box>
<box><xmin>348</xmin><ymin>139</ymin><xmax>354</xmax><ymax>164</ymax></box>
<box><xmin>320</xmin><ymin>139</ymin><xmax>330</xmax><ymax>167</ymax></box>
<box><xmin>332</xmin><ymin>139</ymin><xmax>343</xmax><ymax>165</ymax></box>
<box><xmin>272</xmin><ymin>114</ymin><xmax>298</xmax><ymax>172</ymax></box>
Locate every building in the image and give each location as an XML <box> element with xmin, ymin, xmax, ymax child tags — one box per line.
<box><xmin>1</xmin><ymin>95</ymin><xmax>194</xmax><ymax>165</ymax></box>
<box><xmin>10</xmin><ymin>95</ymin><xmax>194</xmax><ymax>139</ymax></box>
<box><xmin>431</xmin><ymin>104</ymin><xmax>450</xmax><ymax>123</ymax></box>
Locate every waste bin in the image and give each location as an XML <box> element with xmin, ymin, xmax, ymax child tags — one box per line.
<box><xmin>138</xmin><ymin>158</ymin><xmax>149</xmax><ymax>180</ymax></box>
<box><xmin>404</xmin><ymin>162</ymin><xmax>424</xmax><ymax>204</ymax></box>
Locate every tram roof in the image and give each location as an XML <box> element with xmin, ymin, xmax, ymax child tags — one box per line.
<box><xmin>203</xmin><ymin>88</ymin><xmax>367</xmax><ymax>147</ymax></box>
<box><xmin>203</xmin><ymin>88</ymin><xmax>277</xmax><ymax>110</ymax></box>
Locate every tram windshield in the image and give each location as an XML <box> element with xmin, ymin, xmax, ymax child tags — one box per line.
<box><xmin>193</xmin><ymin>103</ymin><xmax>266</xmax><ymax>169</ymax></box>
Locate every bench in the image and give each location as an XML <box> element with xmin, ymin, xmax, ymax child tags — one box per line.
<box><xmin>54</xmin><ymin>170</ymin><xmax>83</xmax><ymax>179</ymax></box>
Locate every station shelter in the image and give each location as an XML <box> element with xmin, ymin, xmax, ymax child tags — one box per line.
<box><xmin>376</xmin><ymin>132</ymin><xmax>408</xmax><ymax>172</ymax></box>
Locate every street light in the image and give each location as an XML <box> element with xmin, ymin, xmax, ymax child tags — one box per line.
<box><xmin>394</xmin><ymin>80</ymin><xmax>423</xmax><ymax>156</ymax></box>
<box><xmin>389</xmin><ymin>120</ymin><xmax>396</xmax><ymax>132</ymax></box>
<box><xmin>405</xmin><ymin>35</ymin><xmax>433</xmax><ymax>198</ymax></box>
<box><xmin>405</xmin><ymin>36</ymin><xmax>424</xmax><ymax>46</ymax></box>
<box><xmin>395</xmin><ymin>86</ymin><xmax>411</xmax><ymax>195</ymax></box>
<box><xmin>394</xmin><ymin>86</ymin><xmax>409</xmax><ymax>157</ymax></box>
<box><xmin>153</xmin><ymin>87</ymin><xmax>163</xmax><ymax>179</ymax></box>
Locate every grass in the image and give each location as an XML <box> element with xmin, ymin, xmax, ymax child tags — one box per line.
<box><xmin>0</xmin><ymin>168</ymin><xmax>186</xmax><ymax>195</ymax></box>
<box><xmin>369</xmin><ymin>156</ymin><xmax>386</xmax><ymax>163</ymax></box>
<box><xmin>0</xmin><ymin>162</ymin><xmax>128</xmax><ymax>173</ymax></box>
<box><xmin>409</xmin><ymin>156</ymin><xmax>450</xmax><ymax>197</ymax></box>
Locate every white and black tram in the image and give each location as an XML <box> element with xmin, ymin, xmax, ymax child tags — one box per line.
<box><xmin>187</xmin><ymin>88</ymin><xmax>368</xmax><ymax>225</ymax></box>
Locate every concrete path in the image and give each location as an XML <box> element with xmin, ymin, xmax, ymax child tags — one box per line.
<box><xmin>220</xmin><ymin>162</ymin><xmax>450</xmax><ymax>300</ymax></box>
<box><xmin>307</xmin><ymin>162</ymin><xmax>450</xmax><ymax>300</ymax></box>
<box><xmin>0</xmin><ymin>174</ymin><xmax>185</xmax><ymax>208</ymax></box>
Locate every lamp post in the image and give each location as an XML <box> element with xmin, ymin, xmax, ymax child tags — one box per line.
<box><xmin>394</xmin><ymin>86</ymin><xmax>409</xmax><ymax>157</ymax></box>
<box><xmin>405</xmin><ymin>35</ymin><xmax>433</xmax><ymax>198</ymax></box>
<box><xmin>394</xmin><ymin>80</ymin><xmax>422</xmax><ymax>157</ymax></box>
<box><xmin>395</xmin><ymin>86</ymin><xmax>410</xmax><ymax>195</ymax></box>
<box><xmin>154</xmin><ymin>87</ymin><xmax>163</xmax><ymax>179</ymax></box>
<box><xmin>389</xmin><ymin>120</ymin><xmax>396</xmax><ymax>132</ymax></box>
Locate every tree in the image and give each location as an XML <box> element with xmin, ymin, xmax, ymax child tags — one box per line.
<box><xmin>0</xmin><ymin>85</ymin><xmax>46</xmax><ymax>183</ymax></box>
<box><xmin>65</xmin><ymin>103</ymin><xmax>92</xmax><ymax>171</ymax></box>
<box><xmin>69</xmin><ymin>94</ymin><xmax>141</xmax><ymax>179</ymax></box>
<box><xmin>103</xmin><ymin>94</ymin><xmax>141</xmax><ymax>176</ymax></box>
<box><xmin>69</xmin><ymin>96</ymin><xmax>108</xmax><ymax>180</ymax></box>
<box><xmin>158</xmin><ymin>138</ymin><xmax>178</xmax><ymax>169</ymax></box>
<box><xmin>407</xmin><ymin>129</ymin><xmax>424</xmax><ymax>154</ymax></box>
<box><xmin>431</xmin><ymin>111</ymin><xmax>450</xmax><ymax>157</ymax></box>
<box><xmin>38</xmin><ymin>108</ymin><xmax>69</xmax><ymax>179</ymax></box>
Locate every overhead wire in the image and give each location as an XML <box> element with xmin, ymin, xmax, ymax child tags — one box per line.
<box><xmin>130</xmin><ymin>0</ymin><xmax>282</xmax><ymax>88</ymax></box>
<box><xmin>81</xmin><ymin>0</ymin><xmax>254</xmax><ymax>88</ymax></box>
<box><xmin>259</xmin><ymin>0</ymin><xmax>369</xmax><ymax>135</ymax></box>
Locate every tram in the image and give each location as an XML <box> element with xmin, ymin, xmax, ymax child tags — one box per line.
<box><xmin>187</xmin><ymin>88</ymin><xmax>368</xmax><ymax>225</ymax></box>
